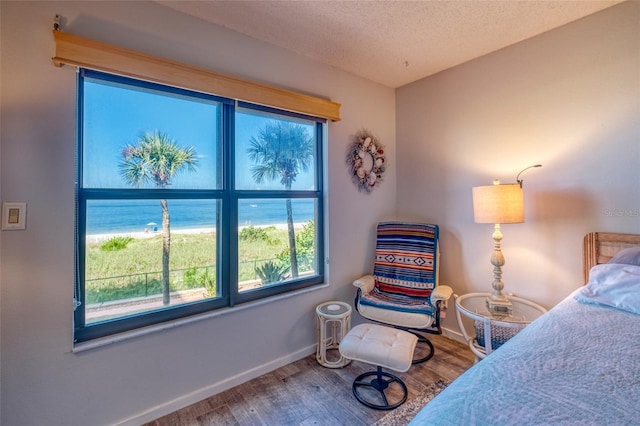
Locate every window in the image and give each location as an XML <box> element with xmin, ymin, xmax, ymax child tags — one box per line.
<box><xmin>75</xmin><ymin>70</ymin><xmax>324</xmax><ymax>343</ymax></box>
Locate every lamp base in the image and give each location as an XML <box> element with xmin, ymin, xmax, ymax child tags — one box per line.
<box><xmin>486</xmin><ymin>297</ymin><xmax>512</xmax><ymax>316</ymax></box>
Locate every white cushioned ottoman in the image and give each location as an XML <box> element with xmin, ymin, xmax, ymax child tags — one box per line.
<box><xmin>339</xmin><ymin>323</ymin><xmax>418</xmax><ymax>410</ymax></box>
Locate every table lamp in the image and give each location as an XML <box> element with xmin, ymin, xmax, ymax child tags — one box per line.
<box><xmin>472</xmin><ymin>180</ymin><xmax>524</xmax><ymax>314</ymax></box>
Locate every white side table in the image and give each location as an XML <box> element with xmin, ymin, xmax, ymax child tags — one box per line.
<box><xmin>316</xmin><ymin>301</ymin><xmax>352</xmax><ymax>368</ymax></box>
<box><xmin>455</xmin><ymin>293</ymin><xmax>547</xmax><ymax>360</ymax></box>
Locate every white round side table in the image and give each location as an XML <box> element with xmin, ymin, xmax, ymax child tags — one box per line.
<box><xmin>316</xmin><ymin>301</ymin><xmax>352</xmax><ymax>368</ymax></box>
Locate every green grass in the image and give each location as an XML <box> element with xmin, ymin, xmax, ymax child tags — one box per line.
<box><xmin>85</xmin><ymin>228</ymin><xmax>293</xmax><ymax>304</ymax></box>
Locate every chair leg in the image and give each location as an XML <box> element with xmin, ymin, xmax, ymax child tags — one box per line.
<box><xmin>352</xmin><ymin>366</ymin><xmax>408</xmax><ymax>410</ymax></box>
<box><xmin>409</xmin><ymin>332</ymin><xmax>435</xmax><ymax>364</ymax></box>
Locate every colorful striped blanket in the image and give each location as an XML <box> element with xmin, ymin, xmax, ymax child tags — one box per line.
<box><xmin>359</xmin><ymin>222</ymin><xmax>438</xmax><ymax>315</ymax></box>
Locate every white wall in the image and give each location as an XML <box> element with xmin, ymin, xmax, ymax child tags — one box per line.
<box><xmin>0</xmin><ymin>2</ymin><xmax>396</xmax><ymax>424</ymax></box>
<box><xmin>397</xmin><ymin>0</ymin><xmax>639</xmax><ymax>331</ymax></box>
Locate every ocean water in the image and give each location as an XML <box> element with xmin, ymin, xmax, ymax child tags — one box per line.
<box><xmin>86</xmin><ymin>198</ymin><xmax>315</xmax><ymax>235</ymax></box>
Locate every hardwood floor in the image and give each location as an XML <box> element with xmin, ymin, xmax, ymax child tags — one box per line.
<box><xmin>145</xmin><ymin>334</ymin><xmax>475</xmax><ymax>426</ymax></box>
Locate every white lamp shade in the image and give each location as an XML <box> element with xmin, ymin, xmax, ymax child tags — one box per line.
<box><xmin>472</xmin><ymin>183</ymin><xmax>524</xmax><ymax>224</ymax></box>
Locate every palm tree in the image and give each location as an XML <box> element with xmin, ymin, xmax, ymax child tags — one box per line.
<box><xmin>247</xmin><ymin>121</ymin><xmax>314</xmax><ymax>278</ymax></box>
<box><xmin>119</xmin><ymin>131</ymin><xmax>198</xmax><ymax>305</ymax></box>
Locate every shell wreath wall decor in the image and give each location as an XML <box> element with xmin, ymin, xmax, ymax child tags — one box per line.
<box><xmin>346</xmin><ymin>129</ymin><xmax>386</xmax><ymax>193</ymax></box>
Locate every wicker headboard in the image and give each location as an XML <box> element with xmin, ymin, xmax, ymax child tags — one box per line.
<box><xmin>583</xmin><ymin>232</ymin><xmax>640</xmax><ymax>283</ymax></box>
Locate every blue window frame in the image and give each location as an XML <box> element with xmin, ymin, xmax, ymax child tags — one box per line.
<box><xmin>75</xmin><ymin>69</ymin><xmax>324</xmax><ymax>343</ymax></box>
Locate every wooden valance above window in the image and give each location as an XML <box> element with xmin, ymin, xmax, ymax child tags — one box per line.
<box><xmin>51</xmin><ymin>30</ymin><xmax>341</xmax><ymax>121</ymax></box>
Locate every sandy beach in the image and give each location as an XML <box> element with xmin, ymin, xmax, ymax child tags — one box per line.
<box><xmin>86</xmin><ymin>222</ymin><xmax>306</xmax><ymax>244</ymax></box>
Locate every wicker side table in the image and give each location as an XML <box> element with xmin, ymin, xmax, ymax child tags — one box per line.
<box><xmin>316</xmin><ymin>301</ymin><xmax>352</xmax><ymax>368</ymax></box>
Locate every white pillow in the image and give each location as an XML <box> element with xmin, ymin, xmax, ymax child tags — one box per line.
<box><xmin>575</xmin><ymin>263</ymin><xmax>640</xmax><ymax>315</ymax></box>
<box><xmin>608</xmin><ymin>246</ymin><xmax>640</xmax><ymax>266</ymax></box>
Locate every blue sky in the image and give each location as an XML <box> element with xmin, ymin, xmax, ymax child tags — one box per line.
<box><xmin>83</xmin><ymin>78</ymin><xmax>218</xmax><ymax>189</ymax></box>
<box><xmin>82</xmin><ymin>76</ymin><xmax>316</xmax><ymax>191</ymax></box>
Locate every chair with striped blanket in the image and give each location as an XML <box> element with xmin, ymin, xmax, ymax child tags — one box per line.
<box><xmin>353</xmin><ymin>222</ymin><xmax>453</xmax><ymax>363</ymax></box>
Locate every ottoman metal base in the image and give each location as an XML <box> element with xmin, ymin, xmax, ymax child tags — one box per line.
<box><xmin>352</xmin><ymin>366</ymin><xmax>408</xmax><ymax>410</ymax></box>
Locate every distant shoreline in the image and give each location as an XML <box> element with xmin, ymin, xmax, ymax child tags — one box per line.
<box><xmin>86</xmin><ymin>222</ymin><xmax>305</xmax><ymax>244</ymax></box>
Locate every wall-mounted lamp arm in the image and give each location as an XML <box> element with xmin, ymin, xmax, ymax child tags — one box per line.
<box><xmin>516</xmin><ymin>164</ymin><xmax>542</xmax><ymax>188</ymax></box>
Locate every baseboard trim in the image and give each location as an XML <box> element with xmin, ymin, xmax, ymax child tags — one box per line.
<box><xmin>115</xmin><ymin>344</ymin><xmax>317</xmax><ymax>425</ymax></box>
<box><xmin>441</xmin><ymin>325</ymin><xmax>464</xmax><ymax>344</ymax></box>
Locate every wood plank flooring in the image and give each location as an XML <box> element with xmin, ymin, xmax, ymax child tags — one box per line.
<box><xmin>145</xmin><ymin>334</ymin><xmax>475</xmax><ymax>426</ymax></box>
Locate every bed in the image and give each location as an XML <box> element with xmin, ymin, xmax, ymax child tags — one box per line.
<box><xmin>410</xmin><ymin>232</ymin><xmax>640</xmax><ymax>425</ymax></box>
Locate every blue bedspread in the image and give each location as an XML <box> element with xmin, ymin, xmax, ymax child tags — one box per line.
<box><xmin>410</xmin><ymin>288</ymin><xmax>640</xmax><ymax>425</ymax></box>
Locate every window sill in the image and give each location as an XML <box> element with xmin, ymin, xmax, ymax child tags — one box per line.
<box><xmin>71</xmin><ymin>281</ymin><xmax>329</xmax><ymax>353</ymax></box>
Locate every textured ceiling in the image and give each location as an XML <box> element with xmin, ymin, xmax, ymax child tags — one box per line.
<box><xmin>157</xmin><ymin>0</ymin><xmax>625</xmax><ymax>88</ymax></box>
